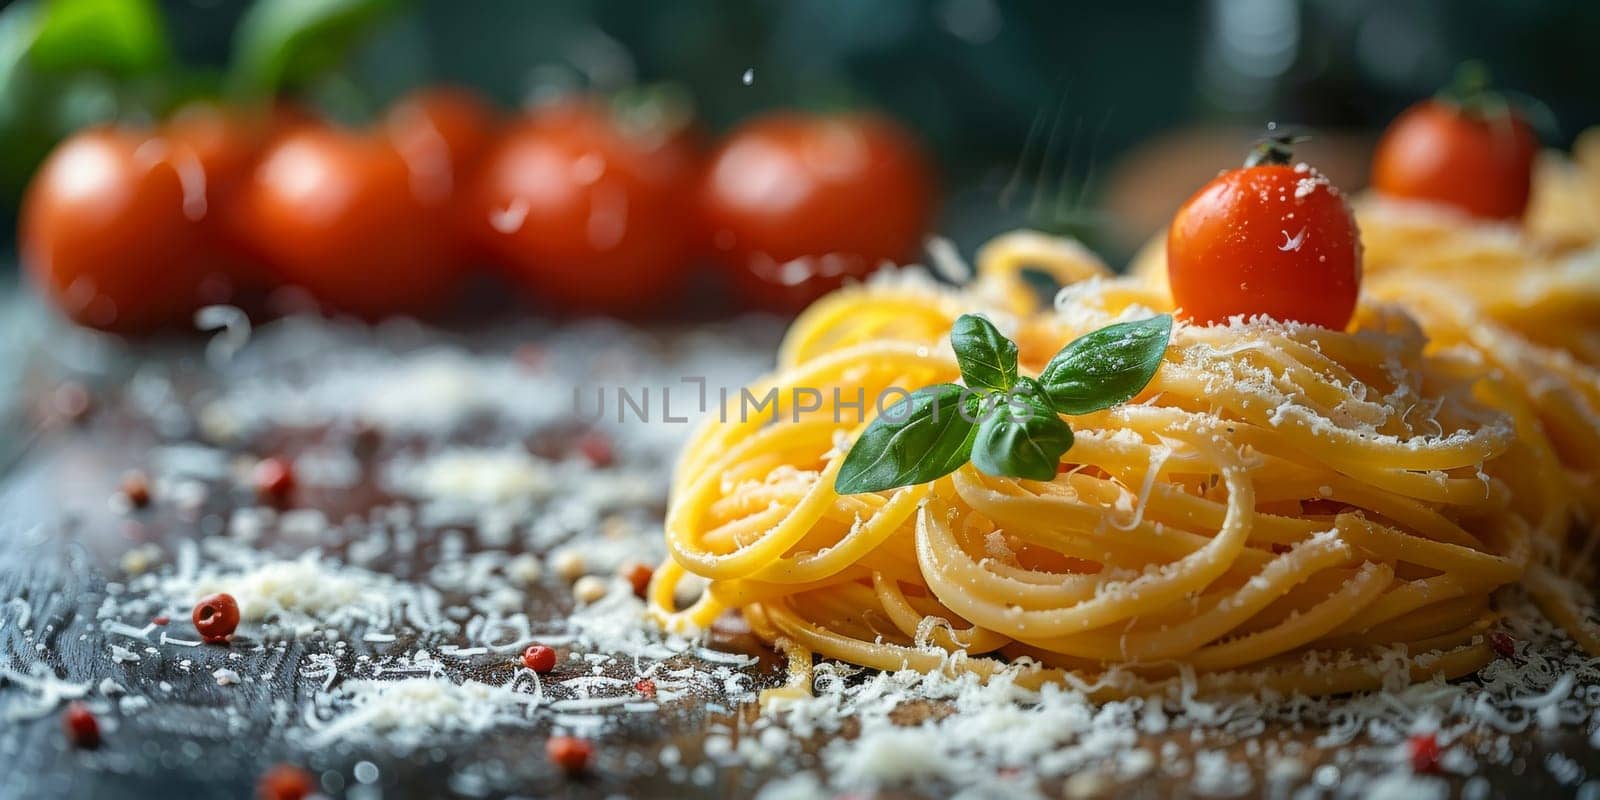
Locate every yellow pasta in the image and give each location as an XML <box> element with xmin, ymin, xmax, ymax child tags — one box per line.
<box><xmin>1528</xmin><ymin>127</ymin><xmax>1600</xmax><ymax>250</ymax></box>
<box><xmin>650</xmin><ymin>130</ymin><xmax>1600</xmax><ymax>700</ymax></box>
<box><xmin>646</xmin><ymin>228</ymin><xmax>1586</xmax><ymax>700</ymax></box>
<box><xmin>1350</xmin><ymin>132</ymin><xmax>1600</xmax><ymax>654</ymax></box>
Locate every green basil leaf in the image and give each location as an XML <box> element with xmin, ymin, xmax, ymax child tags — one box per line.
<box><xmin>0</xmin><ymin>3</ymin><xmax>47</xmax><ymax>200</ymax></box>
<box><xmin>1038</xmin><ymin>314</ymin><xmax>1172</xmax><ymax>415</ymax></box>
<box><xmin>972</xmin><ymin>377</ymin><xmax>1073</xmax><ymax>481</ymax></box>
<box><xmin>231</xmin><ymin>0</ymin><xmax>400</xmax><ymax>94</ymax></box>
<box><xmin>28</xmin><ymin>0</ymin><xmax>170</xmax><ymax>77</ymax></box>
<box><xmin>950</xmin><ymin>313</ymin><xmax>1018</xmax><ymax>393</ymax></box>
<box><xmin>835</xmin><ymin>384</ymin><xmax>982</xmax><ymax>494</ymax></box>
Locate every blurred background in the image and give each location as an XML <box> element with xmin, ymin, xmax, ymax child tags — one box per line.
<box><xmin>1</xmin><ymin>0</ymin><xmax>1597</xmax><ymax>289</ymax></box>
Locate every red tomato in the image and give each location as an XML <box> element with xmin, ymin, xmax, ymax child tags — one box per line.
<box><xmin>163</xmin><ymin>101</ymin><xmax>285</xmax><ymax>296</ymax></box>
<box><xmin>700</xmin><ymin>112</ymin><xmax>935</xmax><ymax>312</ymax></box>
<box><xmin>164</xmin><ymin>102</ymin><xmax>266</xmax><ymax>205</ymax></box>
<box><xmin>385</xmin><ymin>87</ymin><xmax>498</xmax><ymax>266</ymax></box>
<box><xmin>21</xmin><ymin>127</ymin><xmax>222</xmax><ymax>332</ymax></box>
<box><xmin>1167</xmin><ymin>150</ymin><xmax>1361</xmax><ymax>330</ymax></box>
<box><xmin>238</xmin><ymin>124</ymin><xmax>467</xmax><ymax>318</ymax></box>
<box><xmin>384</xmin><ymin>86</ymin><xmax>497</xmax><ymax>191</ymax></box>
<box><xmin>468</xmin><ymin>98</ymin><xmax>701</xmax><ymax>314</ymax></box>
<box><xmin>1371</xmin><ymin>99</ymin><xmax>1537</xmax><ymax>220</ymax></box>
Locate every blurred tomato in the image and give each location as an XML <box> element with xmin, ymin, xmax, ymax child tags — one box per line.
<box><xmin>164</xmin><ymin>102</ymin><xmax>266</xmax><ymax>205</ymax></box>
<box><xmin>238</xmin><ymin>124</ymin><xmax>467</xmax><ymax>318</ymax></box>
<box><xmin>384</xmin><ymin>86</ymin><xmax>498</xmax><ymax>188</ymax></box>
<box><xmin>384</xmin><ymin>87</ymin><xmax>498</xmax><ymax>266</ymax></box>
<box><xmin>468</xmin><ymin>98</ymin><xmax>701</xmax><ymax>315</ymax></box>
<box><xmin>700</xmin><ymin>112</ymin><xmax>934</xmax><ymax>312</ymax></box>
<box><xmin>1371</xmin><ymin>99</ymin><xmax>1538</xmax><ymax>220</ymax></box>
<box><xmin>21</xmin><ymin>127</ymin><xmax>222</xmax><ymax>332</ymax></box>
<box><xmin>162</xmin><ymin>101</ymin><xmax>290</xmax><ymax>296</ymax></box>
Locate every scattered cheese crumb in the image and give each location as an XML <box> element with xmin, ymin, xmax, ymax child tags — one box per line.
<box><xmin>573</xmin><ymin>576</ymin><xmax>609</xmax><ymax>604</ymax></box>
<box><xmin>507</xmin><ymin>554</ymin><xmax>544</xmax><ymax>585</ymax></box>
<box><xmin>552</xmin><ymin>550</ymin><xmax>587</xmax><ymax>582</ymax></box>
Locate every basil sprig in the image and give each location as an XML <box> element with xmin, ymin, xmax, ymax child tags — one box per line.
<box><xmin>950</xmin><ymin>313</ymin><xmax>1019</xmax><ymax>392</ymax></box>
<box><xmin>971</xmin><ymin>376</ymin><xmax>1072</xmax><ymax>481</ymax></box>
<box><xmin>835</xmin><ymin>313</ymin><xmax>1172</xmax><ymax>494</ymax></box>
<box><xmin>1037</xmin><ymin>313</ymin><xmax>1175</xmax><ymax>414</ymax></box>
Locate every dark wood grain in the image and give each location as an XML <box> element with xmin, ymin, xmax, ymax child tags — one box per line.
<box><xmin>0</xmin><ymin>324</ymin><xmax>792</xmax><ymax>800</ymax></box>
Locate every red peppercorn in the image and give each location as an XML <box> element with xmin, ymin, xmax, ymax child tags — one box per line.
<box><xmin>1488</xmin><ymin>631</ymin><xmax>1517</xmax><ymax>658</ymax></box>
<box><xmin>151</xmin><ymin>615</ymin><xmax>170</xmax><ymax>626</ymax></box>
<box><xmin>1407</xmin><ymin>732</ymin><xmax>1441</xmax><ymax>773</ymax></box>
<box><xmin>575</xmin><ymin>431</ymin><xmax>613</xmax><ymax>468</ymax></box>
<box><xmin>256</xmin><ymin>763</ymin><xmax>315</xmax><ymax>800</ymax></box>
<box><xmin>62</xmin><ymin>701</ymin><xmax>99</xmax><ymax>748</ymax></box>
<box><xmin>634</xmin><ymin>678</ymin><xmax>656</xmax><ymax>698</ymax></box>
<box><xmin>546</xmin><ymin>735</ymin><xmax>593</xmax><ymax>775</ymax></box>
<box><xmin>522</xmin><ymin>644</ymin><xmax>557</xmax><ymax>673</ymax></box>
<box><xmin>120</xmin><ymin>471</ymin><xmax>151</xmax><ymax>508</ymax></box>
<box><xmin>193</xmin><ymin>592</ymin><xmax>240</xmax><ymax>644</ymax></box>
<box><xmin>253</xmin><ymin>457</ymin><xmax>296</xmax><ymax>503</ymax></box>
<box><xmin>622</xmin><ymin>563</ymin><xmax>653</xmax><ymax>599</ymax></box>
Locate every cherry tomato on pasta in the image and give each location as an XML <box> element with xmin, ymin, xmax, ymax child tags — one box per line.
<box><xmin>467</xmin><ymin>98</ymin><xmax>702</xmax><ymax>315</ymax></box>
<box><xmin>238</xmin><ymin>123</ymin><xmax>467</xmax><ymax>318</ymax></box>
<box><xmin>1371</xmin><ymin>99</ymin><xmax>1537</xmax><ymax>220</ymax></box>
<box><xmin>1166</xmin><ymin>140</ymin><xmax>1362</xmax><ymax>330</ymax></box>
<box><xmin>700</xmin><ymin>112</ymin><xmax>934</xmax><ymax>313</ymax></box>
<box><xmin>21</xmin><ymin>127</ymin><xmax>220</xmax><ymax>332</ymax></box>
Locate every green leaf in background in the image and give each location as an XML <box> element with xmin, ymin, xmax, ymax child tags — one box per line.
<box><xmin>834</xmin><ymin>384</ymin><xmax>982</xmax><ymax>495</ymax></box>
<box><xmin>231</xmin><ymin>0</ymin><xmax>401</xmax><ymax>95</ymax></box>
<box><xmin>1038</xmin><ymin>314</ymin><xmax>1172</xmax><ymax>415</ymax></box>
<box><xmin>0</xmin><ymin>4</ymin><xmax>42</xmax><ymax>121</ymax></box>
<box><xmin>950</xmin><ymin>313</ymin><xmax>1018</xmax><ymax>393</ymax></box>
<box><xmin>0</xmin><ymin>3</ymin><xmax>48</xmax><ymax>202</ymax></box>
<box><xmin>611</xmin><ymin>83</ymin><xmax>698</xmax><ymax>140</ymax></box>
<box><xmin>28</xmin><ymin>0</ymin><xmax>170</xmax><ymax>76</ymax></box>
<box><xmin>0</xmin><ymin>0</ymin><xmax>175</xmax><ymax>203</ymax></box>
<box><xmin>971</xmin><ymin>377</ymin><xmax>1073</xmax><ymax>481</ymax></box>
<box><xmin>0</xmin><ymin>3</ymin><xmax>39</xmax><ymax>87</ymax></box>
